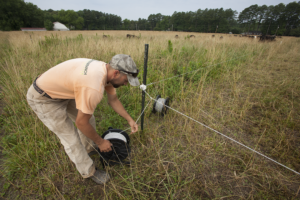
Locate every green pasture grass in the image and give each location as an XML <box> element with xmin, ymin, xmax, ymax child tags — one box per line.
<box><xmin>0</xmin><ymin>31</ymin><xmax>299</xmax><ymax>199</ymax></box>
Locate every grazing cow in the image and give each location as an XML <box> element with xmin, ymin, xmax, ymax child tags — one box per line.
<box><xmin>259</xmin><ymin>35</ymin><xmax>276</xmax><ymax>41</ymax></box>
<box><xmin>220</xmin><ymin>36</ymin><xmax>223</xmax><ymax>39</ymax></box>
<box><xmin>103</xmin><ymin>35</ymin><xmax>107</xmax><ymax>38</ymax></box>
<box><xmin>212</xmin><ymin>35</ymin><xmax>215</xmax><ymax>37</ymax></box>
<box><xmin>175</xmin><ymin>35</ymin><xmax>179</xmax><ymax>38</ymax></box>
<box><xmin>126</xmin><ymin>34</ymin><xmax>135</xmax><ymax>38</ymax></box>
<box><xmin>234</xmin><ymin>35</ymin><xmax>237</xmax><ymax>37</ymax></box>
<box><xmin>190</xmin><ymin>35</ymin><xmax>195</xmax><ymax>38</ymax></box>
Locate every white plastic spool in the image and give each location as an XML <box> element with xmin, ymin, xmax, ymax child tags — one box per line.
<box><xmin>152</xmin><ymin>95</ymin><xmax>170</xmax><ymax>116</ymax></box>
<box><xmin>155</xmin><ymin>98</ymin><xmax>166</xmax><ymax>112</ymax></box>
<box><xmin>104</xmin><ymin>132</ymin><xmax>127</xmax><ymax>143</ymax></box>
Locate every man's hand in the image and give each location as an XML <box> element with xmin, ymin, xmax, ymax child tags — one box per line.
<box><xmin>108</xmin><ymin>94</ymin><xmax>139</xmax><ymax>134</ymax></box>
<box><xmin>128</xmin><ymin>120</ymin><xmax>138</xmax><ymax>134</ymax></box>
<box><xmin>98</xmin><ymin>139</ymin><xmax>113</xmax><ymax>152</ymax></box>
<box><xmin>76</xmin><ymin>110</ymin><xmax>113</xmax><ymax>152</ymax></box>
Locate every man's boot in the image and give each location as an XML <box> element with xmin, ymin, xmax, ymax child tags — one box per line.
<box><xmin>90</xmin><ymin>169</ymin><xmax>110</xmax><ymax>184</ymax></box>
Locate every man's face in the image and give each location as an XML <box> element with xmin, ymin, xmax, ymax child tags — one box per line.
<box><xmin>110</xmin><ymin>73</ymin><xmax>129</xmax><ymax>88</ymax></box>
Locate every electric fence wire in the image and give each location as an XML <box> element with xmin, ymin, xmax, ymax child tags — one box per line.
<box><xmin>143</xmin><ymin>90</ymin><xmax>300</xmax><ymax>176</ymax></box>
<box><xmin>146</xmin><ymin>53</ymin><xmax>250</xmax><ymax>86</ymax></box>
<box><xmin>119</xmin><ymin>98</ymin><xmax>152</xmax><ymax>134</ymax></box>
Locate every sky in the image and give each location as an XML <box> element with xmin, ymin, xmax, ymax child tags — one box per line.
<box><xmin>25</xmin><ymin>0</ymin><xmax>295</xmax><ymax>20</ymax></box>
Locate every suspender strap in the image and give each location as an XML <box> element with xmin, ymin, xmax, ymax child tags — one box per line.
<box><xmin>84</xmin><ymin>59</ymin><xmax>94</xmax><ymax>75</ymax></box>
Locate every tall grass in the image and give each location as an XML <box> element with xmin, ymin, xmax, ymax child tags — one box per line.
<box><xmin>0</xmin><ymin>30</ymin><xmax>299</xmax><ymax>199</ymax></box>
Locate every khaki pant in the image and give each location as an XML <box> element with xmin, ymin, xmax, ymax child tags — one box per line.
<box><xmin>26</xmin><ymin>85</ymin><xmax>96</xmax><ymax>178</ymax></box>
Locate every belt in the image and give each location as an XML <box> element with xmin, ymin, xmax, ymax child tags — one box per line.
<box><xmin>33</xmin><ymin>77</ymin><xmax>52</xmax><ymax>99</ymax></box>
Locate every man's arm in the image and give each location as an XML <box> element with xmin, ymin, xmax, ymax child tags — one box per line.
<box><xmin>75</xmin><ymin>110</ymin><xmax>112</xmax><ymax>152</ymax></box>
<box><xmin>107</xmin><ymin>93</ymin><xmax>138</xmax><ymax>133</ymax></box>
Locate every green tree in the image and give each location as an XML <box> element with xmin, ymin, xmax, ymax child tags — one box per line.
<box><xmin>0</xmin><ymin>0</ymin><xmax>44</xmax><ymax>30</ymax></box>
<box><xmin>23</xmin><ymin>2</ymin><xmax>44</xmax><ymax>27</ymax></box>
<box><xmin>0</xmin><ymin>0</ymin><xmax>26</xmax><ymax>30</ymax></box>
<box><xmin>155</xmin><ymin>16</ymin><xmax>171</xmax><ymax>31</ymax></box>
<box><xmin>75</xmin><ymin>17</ymin><xmax>84</xmax><ymax>30</ymax></box>
<box><xmin>123</xmin><ymin>19</ymin><xmax>130</xmax><ymax>30</ymax></box>
<box><xmin>148</xmin><ymin>13</ymin><xmax>163</xmax><ymax>30</ymax></box>
<box><xmin>256</xmin><ymin>5</ymin><xmax>268</xmax><ymax>31</ymax></box>
<box><xmin>283</xmin><ymin>2</ymin><xmax>300</xmax><ymax>35</ymax></box>
<box><xmin>50</xmin><ymin>9</ymin><xmax>85</xmax><ymax>30</ymax></box>
<box><xmin>44</xmin><ymin>19</ymin><xmax>53</xmax><ymax>30</ymax></box>
<box><xmin>65</xmin><ymin>10</ymin><xmax>78</xmax><ymax>28</ymax></box>
<box><xmin>137</xmin><ymin>18</ymin><xmax>150</xmax><ymax>30</ymax></box>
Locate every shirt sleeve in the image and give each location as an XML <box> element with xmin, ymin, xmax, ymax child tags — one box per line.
<box><xmin>74</xmin><ymin>87</ymin><xmax>103</xmax><ymax>114</ymax></box>
<box><xmin>105</xmin><ymin>83</ymin><xmax>116</xmax><ymax>95</ymax></box>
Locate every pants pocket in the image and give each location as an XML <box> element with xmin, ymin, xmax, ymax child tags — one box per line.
<box><xmin>39</xmin><ymin>99</ymin><xmax>68</xmax><ymax>114</ymax></box>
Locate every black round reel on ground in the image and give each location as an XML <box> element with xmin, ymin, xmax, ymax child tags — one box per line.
<box><xmin>152</xmin><ymin>95</ymin><xmax>170</xmax><ymax>116</ymax></box>
<box><xmin>97</xmin><ymin>127</ymin><xmax>130</xmax><ymax>167</ymax></box>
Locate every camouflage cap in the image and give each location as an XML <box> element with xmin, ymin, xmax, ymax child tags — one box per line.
<box><xmin>109</xmin><ymin>54</ymin><xmax>140</xmax><ymax>86</ymax></box>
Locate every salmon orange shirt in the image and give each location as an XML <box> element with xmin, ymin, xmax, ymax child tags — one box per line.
<box><xmin>36</xmin><ymin>58</ymin><xmax>116</xmax><ymax>114</ymax></box>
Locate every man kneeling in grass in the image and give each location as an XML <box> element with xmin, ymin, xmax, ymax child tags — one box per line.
<box><xmin>26</xmin><ymin>54</ymin><xmax>139</xmax><ymax>184</ymax></box>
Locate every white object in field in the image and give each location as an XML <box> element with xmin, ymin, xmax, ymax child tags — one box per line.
<box><xmin>140</xmin><ymin>84</ymin><xmax>147</xmax><ymax>91</ymax></box>
<box><xmin>104</xmin><ymin>132</ymin><xmax>127</xmax><ymax>143</ymax></box>
<box><xmin>254</xmin><ymin>36</ymin><xmax>256</xmax><ymax>38</ymax></box>
<box><xmin>53</xmin><ymin>22</ymin><xmax>70</xmax><ymax>31</ymax></box>
<box><xmin>155</xmin><ymin>98</ymin><xmax>166</xmax><ymax>112</ymax></box>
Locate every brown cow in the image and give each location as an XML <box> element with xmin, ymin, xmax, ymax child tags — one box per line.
<box><xmin>220</xmin><ymin>36</ymin><xmax>223</xmax><ymax>39</ymax></box>
<box><xmin>126</xmin><ymin>34</ymin><xmax>135</xmax><ymax>38</ymax></box>
<box><xmin>212</xmin><ymin>35</ymin><xmax>215</xmax><ymax>37</ymax></box>
<box><xmin>190</xmin><ymin>35</ymin><xmax>195</xmax><ymax>38</ymax></box>
<box><xmin>103</xmin><ymin>35</ymin><xmax>107</xmax><ymax>38</ymax></box>
<box><xmin>259</xmin><ymin>35</ymin><xmax>276</xmax><ymax>41</ymax></box>
<box><xmin>175</xmin><ymin>35</ymin><xmax>179</xmax><ymax>38</ymax></box>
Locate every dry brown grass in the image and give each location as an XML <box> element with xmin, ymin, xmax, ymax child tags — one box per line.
<box><xmin>0</xmin><ymin>30</ymin><xmax>299</xmax><ymax>199</ymax></box>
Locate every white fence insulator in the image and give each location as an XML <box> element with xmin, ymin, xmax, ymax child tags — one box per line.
<box><xmin>140</xmin><ymin>84</ymin><xmax>147</xmax><ymax>91</ymax></box>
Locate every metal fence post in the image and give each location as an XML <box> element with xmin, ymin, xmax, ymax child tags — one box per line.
<box><xmin>141</xmin><ymin>44</ymin><xmax>149</xmax><ymax>131</ymax></box>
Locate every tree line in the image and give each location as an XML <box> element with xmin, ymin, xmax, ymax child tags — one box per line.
<box><xmin>238</xmin><ymin>2</ymin><xmax>300</xmax><ymax>36</ymax></box>
<box><xmin>1</xmin><ymin>0</ymin><xmax>299</xmax><ymax>36</ymax></box>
